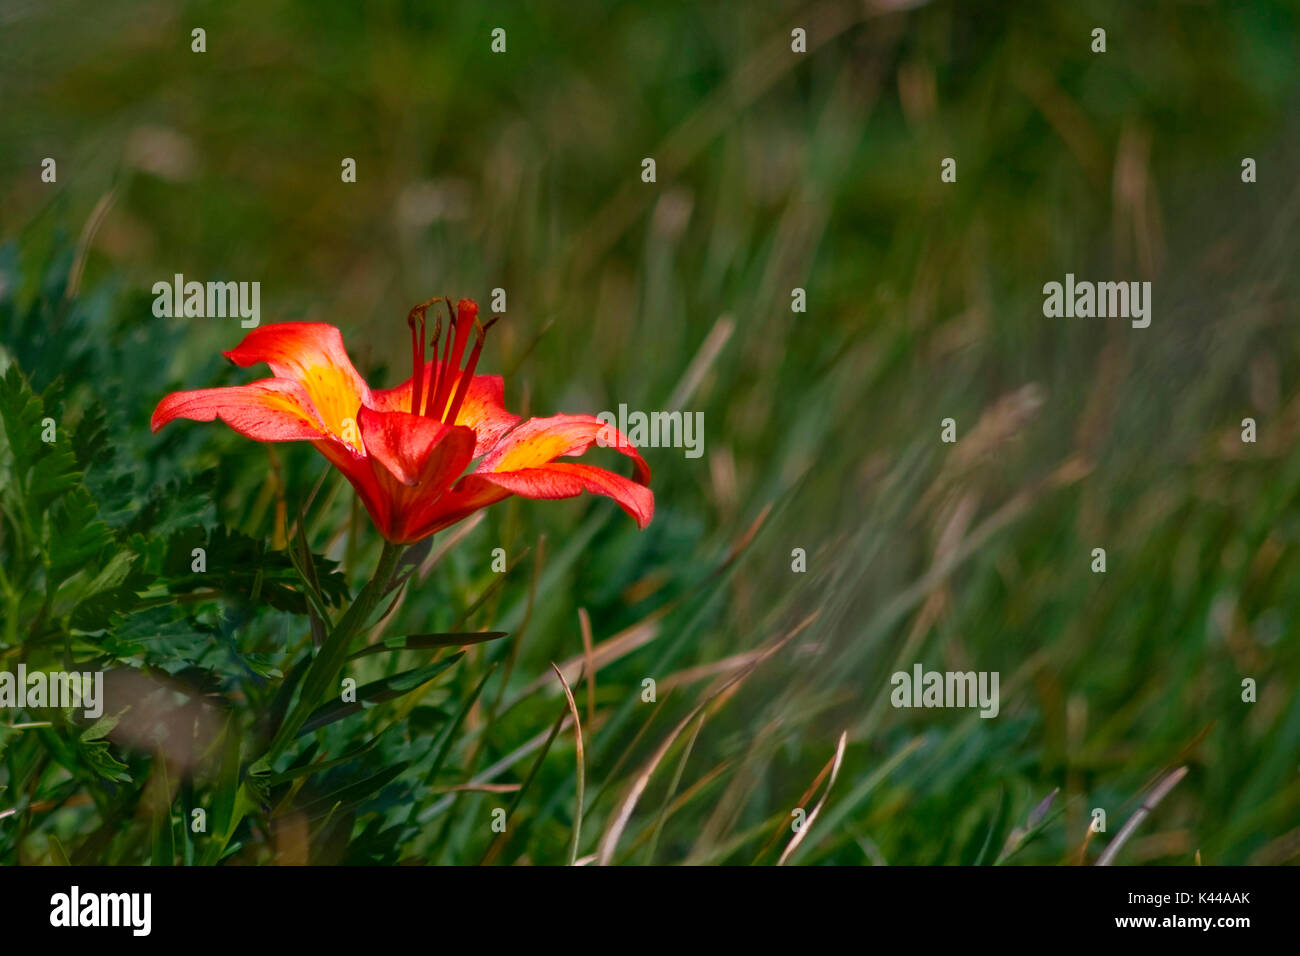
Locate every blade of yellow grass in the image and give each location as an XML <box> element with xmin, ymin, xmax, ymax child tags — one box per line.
<box><xmin>431</xmin><ymin>783</ymin><xmax>521</xmax><ymax>794</ymax></box>
<box><xmin>1096</xmin><ymin>766</ymin><xmax>1188</xmax><ymax>866</ymax></box>
<box><xmin>551</xmin><ymin>662</ymin><xmax>586</xmax><ymax>866</ymax></box>
<box><xmin>777</xmin><ymin>731</ymin><xmax>847</xmax><ymax>866</ymax></box>
<box><xmin>754</xmin><ymin>736</ymin><xmax>838</xmax><ymax>864</ymax></box>
<box><xmin>642</xmin><ymin>711</ymin><xmax>706</xmax><ymax>864</ymax></box>
<box><xmin>507</xmin><ymin>606</ymin><xmax>667</xmax><ymax>706</ymax></box>
<box><xmin>619</xmin><ymin>759</ymin><xmax>732</xmax><ymax>863</ymax></box>
<box><xmin>595</xmin><ymin>612</ymin><xmax>817</xmax><ymax>865</ymax></box>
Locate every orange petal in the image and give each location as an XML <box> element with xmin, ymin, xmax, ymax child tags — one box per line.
<box><xmin>411</xmin><ymin>477</ymin><xmax>513</xmax><ymax>537</ymax></box>
<box><xmin>417</xmin><ymin>413</ymin><xmax>654</xmax><ymax>533</ymax></box>
<box><xmin>354</xmin><ymin>406</ymin><xmax>477</xmax><ymax>543</ymax></box>
<box><xmin>357</xmin><ymin>406</ymin><xmax>475</xmax><ymax>487</ymax></box>
<box><xmin>478</xmin><ymin>414</ymin><xmax>651</xmax><ymax>482</ymax></box>
<box><xmin>151</xmin><ymin>379</ymin><xmax>331</xmax><ymax>442</ymax></box>
<box><xmin>224</xmin><ymin>322</ymin><xmax>370</xmax><ymax>452</ymax></box>
<box><xmin>371</xmin><ymin>365</ymin><xmax>520</xmax><ymax>457</ymax></box>
<box><xmin>473</xmin><ymin>462</ymin><xmax>653</xmax><ymax>528</ymax></box>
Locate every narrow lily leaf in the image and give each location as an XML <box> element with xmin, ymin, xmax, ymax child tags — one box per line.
<box><xmin>294</xmin><ymin>762</ymin><xmax>410</xmax><ymax>822</ymax></box>
<box><xmin>261</xmin><ymin>736</ymin><xmax>382</xmax><ymax>786</ymax></box>
<box><xmin>348</xmin><ymin>631</ymin><xmax>506</xmax><ymax>660</ymax></box>
<box><xmin>298</xmin><ymin>654</ymin><xmax>464</xmax><ymax>736</ymax></box>
<box><xmin>201</xmin><ymin>716</ymin><xmax>244</xmax><ymax>865</ymax></box>
<box><xmin>265</xmin><ymin>652</ymin><xmax>313</xmax><ymax>745</ymax></box>
<box><xmin>289</xmin><ymin>512</ymin><xmax>331</xmax><ymax>644</ymax></box>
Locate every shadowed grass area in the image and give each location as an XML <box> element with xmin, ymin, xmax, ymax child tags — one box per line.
<box><xmin>1</xmin><ymin>0</ymin><xmax>1298</xmax><ymax>864</ymax></box>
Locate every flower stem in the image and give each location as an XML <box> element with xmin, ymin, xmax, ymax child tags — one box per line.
<box><xmin>262</xmin><ymin>540</ymin><xmax>405</xmax><ymax>766</ymax></box>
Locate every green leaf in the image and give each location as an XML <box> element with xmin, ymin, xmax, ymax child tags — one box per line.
<box><xmin>348</xmin><ymin>631</ymin><xmax>507</xmax><ymax>660</ymax></box>
<box><xmin>293</xmin><ymin>762</ymin><xmax>410</xmax><ymax>822</ymax></box>
<box><xmin>161</xmin><ymin>526</ymin><xmax>349</xmax><ymax>614</ymax></box>
<box><xmin>97</xmin><ymin>606</ymin><xmax>214</xmax><ymax>661</ymax></box>
<box><xmin>298</xmin><ymin>654</ymin><xmax>464</xmax><ymax>736</ymax></box>
<box><xmin>0</xmin><ymin>365</ymin><xmax>81</xmax><ymax>528</ymax></box>
<box><xmin>202</xmin><ymin>716</ymin><xmax>249</xmax><ymax>865</ymax></box>
<box><xmin>261</xmin><ymin>737</ymin><xmax>382</xmax><ymax>786</ymax></box>
<box><xmin>45</xmin><ymin>485</ymin><xmax>113</xmax><ymax>587</ymax></box>
<box><xmin>77</xmin><ymin>713</ymin><xmax>131</xmax><ymax>783</ymax></box>
<box><xmin>265</xmin><ymin>652</ymin><xmax>313</xmax><ymax>747</ymax></box>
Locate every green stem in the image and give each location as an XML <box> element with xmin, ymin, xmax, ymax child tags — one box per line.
<box><xmin>261</xmin><ymin>541</ymin><xmax>405</xmax><ymax>766</ymax></box>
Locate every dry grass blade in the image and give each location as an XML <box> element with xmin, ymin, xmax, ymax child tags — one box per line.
<box><xmin>64</xmin><ymin>186</ymin><xmax>117</xmax><ymax>303</ymax></box>
<box><xmin>595</xmin><ymin>612</ymin><xmax>817</xmax><ymax>866</ymax></box>
<box><xmin>595</xmin><ymin>706</ymin><xmax>701</xmax><ymax>866</ymax></box>
<box><xmin>777</xmin><ymin>730</ymin><xmax>848</xmax><ymax>866</ymax></box>
<box><xmin>431</xmin><ymin>783</ymin><xmax>521</xmax><ymax>795</ymax></box>
<box><xmin>551</xmin><ymin>662</ymin><xmax>586</xmax><ymax>865</ymax></box>
<box><xmin>578</xmin><ymin>608</ymin><xmax>596</xmax><ymax>727</ymax></box>
<box><xmin>754</xmin><ymin>731</ymin><xmax>838</xmax><ymax>864</ymax></box>
<box><xmin>665</xmin><ymin>314</ymin><xmax>733</xmax><ymax>410</ymax></box>
<box><xmin>1096</xmin><ymin>766</ymin><xmax>1189</xmax><ymax>866</ymax></box>
<box><xmin>642</xmin><ymin>711</ymin><xmax>707</xmax><ymax>865</ymax></box>
<box><xmin>508</xmin><ymin>606</ymin><xmax>667</xmax><ymax>706</ymax></box>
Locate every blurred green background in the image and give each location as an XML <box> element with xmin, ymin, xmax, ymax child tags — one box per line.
<box><xmin>1</xmin><ymin>0</ymin><xmax>1298</xmax><ymax>864</ymax></box>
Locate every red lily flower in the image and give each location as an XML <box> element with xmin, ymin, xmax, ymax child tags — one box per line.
<box><xmin>151</xmin><ymin>298</ymin><xmax>652</xmax><ymax>544</ymax></box>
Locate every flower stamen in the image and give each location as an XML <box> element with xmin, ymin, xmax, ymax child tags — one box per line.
<box><xmin>406</xmin><ymin>297</ymin><xmax>442</xmax><ymax>416</ymax></box>
<box><xmin>443</xmin><ymin>315</ymin><xmax>500</xmax><ymax>426</ymax></box>
<box><xmin>423</xmin><ymin>297</ymin><xmax>455</xmax><ymax>420</ymax></box>
<box><xmin>429</xmin><ymin>298</ymin><xmax>477</xmax><ymax>421</ymax></box>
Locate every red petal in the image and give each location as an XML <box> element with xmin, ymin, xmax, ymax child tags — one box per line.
<box><xmin>418</xmin><ymin>413</ymin><xmax>654</xmax><ymax>533</ymax></box>
<box><xmin>475</xmin><ymin>462</ymin><xmax>653</xmax><ymax>528</ymax></box>
<box><xmin>357</xmin><ymin>406</ymin><xmax>474</xmax><ymax>487</ymax></box>
<box><xmin>314</xmin><ymin>438</ymin><xmax>388</xmax><ymax>530</ymax></box>
<box><xmin>151</xmin><ymin>379</ymin><xmax>330</xmax><ymax>442</ymax></box>
<box><xmin>223</xmin><ymin>322</ymin><xmax>370</xmax><ymax>451</ymax></box>
<box><xmin>353</xmin><ymin>406</ymin><xmax>477</xmax><ymax>543</ymax></box>
<box><xmin>412</xmin><ymin>477</ymin><xmax>513</xmax><ymax>537</ymax></box>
